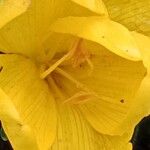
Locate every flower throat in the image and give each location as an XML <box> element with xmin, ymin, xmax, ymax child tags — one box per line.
<box><xmin>40</xmin><ymin>39</ymin><xmax>98</xmax><ymax>104</ymax></box>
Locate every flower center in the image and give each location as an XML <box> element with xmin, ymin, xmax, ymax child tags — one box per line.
<box><xmin>40</xmin><ymin>39</ymin><xmax>97</xmax><ymax>104</ymax></box>
<box><xmin>40</xmin><ymin>39</ymin><xmax>93</xmax><ymax>79</ymax></box>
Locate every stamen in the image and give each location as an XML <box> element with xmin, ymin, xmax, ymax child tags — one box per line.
<box><xmin>55</xmin><ymin>67</ymin><xmax>99</xmax><ymax>98</ymax></box>
<box><xmin>40</xmin><ymin>38</ymin><xmax>81</xmax><ymax>79</ymax></box>
<box><xmin>63</xmin><ymin>91</ymin><xmax>94</xmax><ymax>104</ymax></box>
<box><xmin>40</xmin><ymin>53</ymin><xmax>69</xmax><ymax>79</ymax></box>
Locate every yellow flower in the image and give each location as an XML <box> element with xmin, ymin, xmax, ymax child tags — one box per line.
<box><xmin>0</xmin><ymin>0</ymin><xmax>149</xmax><ymax>150</ymax></box>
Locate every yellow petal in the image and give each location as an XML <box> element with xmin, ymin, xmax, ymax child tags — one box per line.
<box><xmin>52</xmin><ymin>40</ymin><xmax>146</xmax><ymax>135</ymax></box>
<box><xmin>50</xmin><ymin>103</ymin><xmax>131</xmax><ymax>150</ymax></box>
<box><xmin>0</xmin><ymin>0</ymin><xmax>103</xmax><ymax>61</ymax></box>
<box><xmin>0</xmin><ymin>88</ymin><xmax>39</xmax><ymax>150</ymax></box>
<box><xmin>50</xmin><ymin>16</ymin><xmax>141</xmax><ymax>61</ymax></box>
<box><xmin>0</xmin><ymin>54</ymin><xmax>56</xmax><ymax>150</ymax></box>
<box><xmin>104</xmin><ymin>0</ymin><xmax>150</xmax><ymax>36</ymax></box>
<box><xmin>71</xmin><ymin>0</ymin><xmax>108</xmax><ymax>15</ymax></box>
<box><xmin>132</xmin><ymin>32</ymin><xmax>150</xmax><ymax>68</ymax></box>
<box><xmin>0</xmin><ymin>0</ymin><xmax>30</xmax><ymax>29</ymax></box>
<box><xmin>118</xmin><ymin>33</ymin><xmax>150</xmax><ymax>133</ymax></box>
<box><xmin>117</xmin><ymin>72</ymin><xmax>150</xmax><ymax>135</ymax></box>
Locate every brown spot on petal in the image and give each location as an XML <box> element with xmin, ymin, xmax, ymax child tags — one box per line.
<box><xmin>0</xmin><ymin>51</ymin><xmax>4</xmax><ymax>54</ymax></box>
<box><xmin>0</xmin><ymin>67</ymin><xmax>3</xmax><ymax>72</ymax></box>
<box><xmin>120</xmin><ymin>99</ymin><xmax>125</xmax><ymax>103</ymax></box>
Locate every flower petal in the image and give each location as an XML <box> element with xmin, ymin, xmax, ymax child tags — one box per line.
<box><xmin>0</xmin><ymin>54</ymin><xmax>56</xmax><ymax>150</ymax></box>
<box><xmin>50</xmin><ymin>103</ymin><xmax>132</xmax><ymax>150</ymax></box>
<box><xmin>0</xmin><ymin>0</ymin><xmax>30</xmax><ymax>29</ymax></box>
<box><xmin>118</xmin><ymin>72</ymin><xmax>150</xmax><ymax>136</ymax></box>
<box><xmin>117</xmin><ymin>33</ymin><xmax>150</xmax><ymax>133</ymax></box>
<box><xmin>71</xmin><ymin>0</ymin><xmax>108</xmax><ymax>15</ymax></box>
<box><xmin>104</xmin><ymin>0</ymin><xmax>150</xmax><ymax>36</ymax></box>
<box><xmin>50</xmin><ymin>16</ymin><xmax>141</xmax><ymax>61</ymax></box>
<box><xmin>0</xmin><ymin>88</ymin><xmax>39</xmax><ymax>150</ymax></box>
<box><xmin>0</xmin><ymin>0</ymin><xmax>103</xmax><ymax>60</ymax></box>
<box><xmin>54</xmin><ymin>40</ymin><xmax>146</xmax><ymax>135</ymax></box>
<box><xmin>132</xmin><ymin>32</ymin><xmax>150</xmax><ymax>68</ymax></box>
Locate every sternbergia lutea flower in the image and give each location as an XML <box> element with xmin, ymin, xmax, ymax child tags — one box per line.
<box><xmin>0</xmin><ymin>0</ymin><xmax>149</xmax><ymax>150</ymax></box>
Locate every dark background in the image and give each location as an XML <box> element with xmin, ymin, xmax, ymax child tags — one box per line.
<box><xmin>0</xmin><ymin>122</ymin><xmax>13</xmax><ymax>150</ymax></box>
